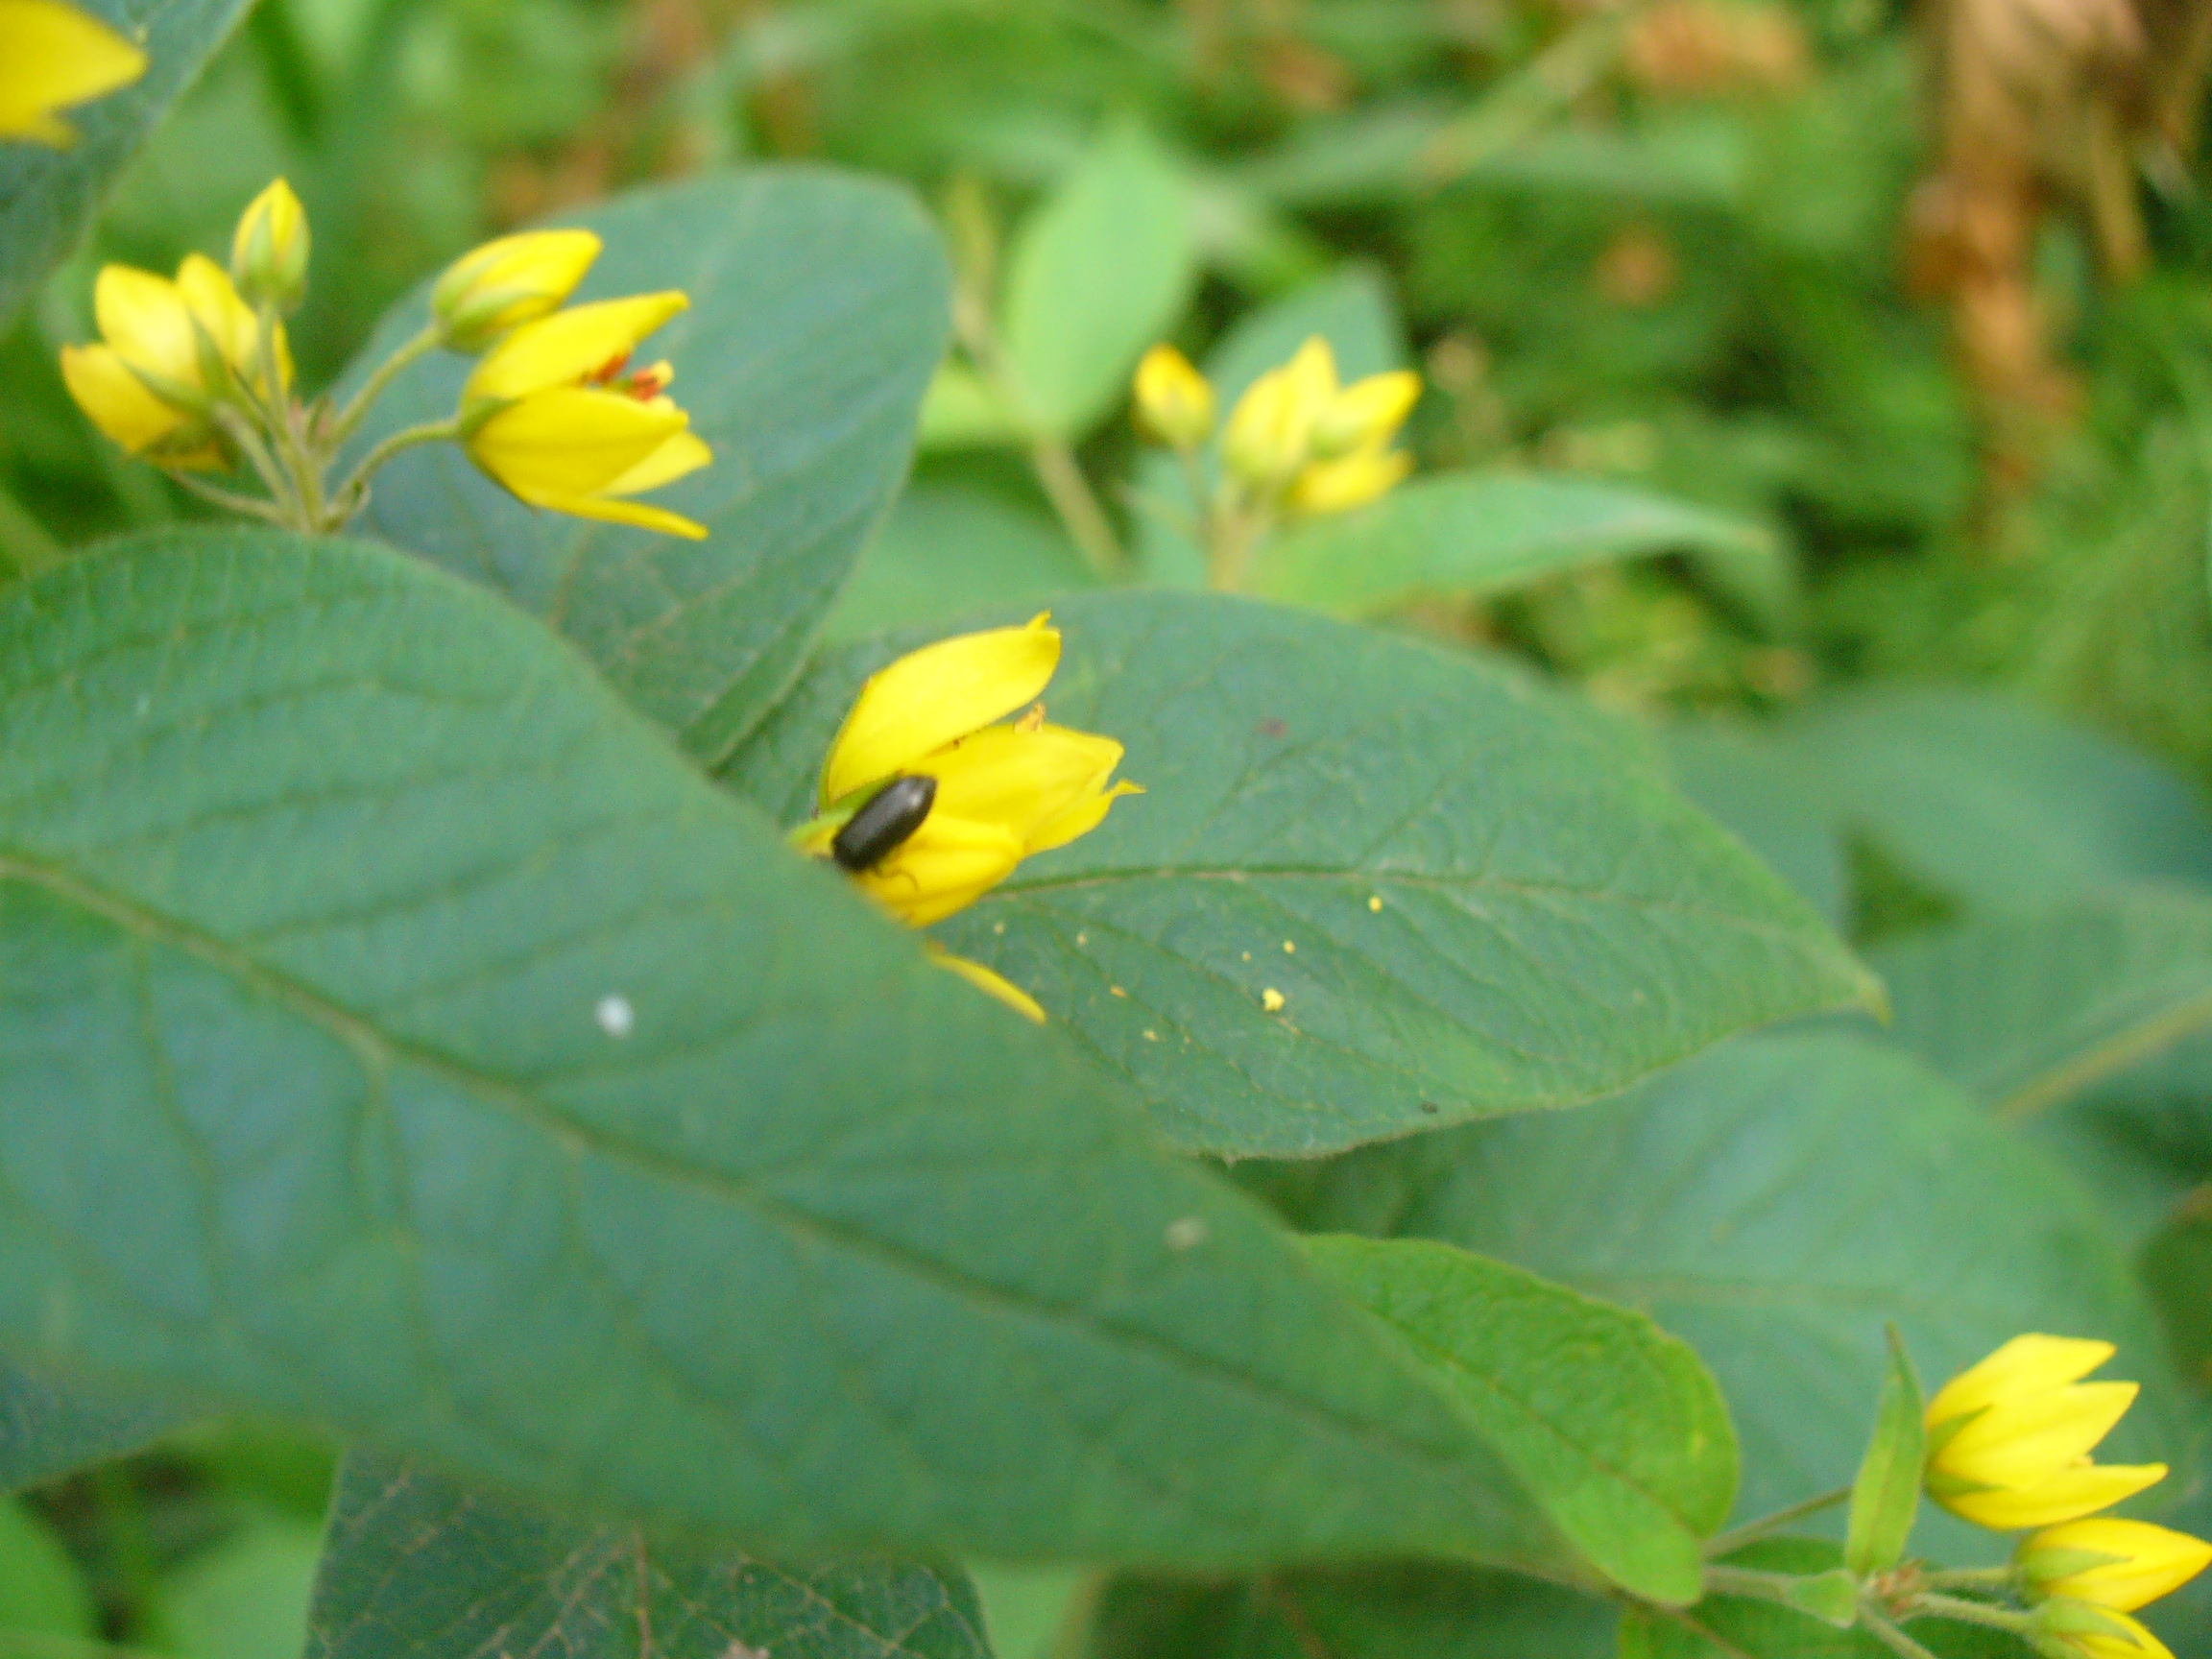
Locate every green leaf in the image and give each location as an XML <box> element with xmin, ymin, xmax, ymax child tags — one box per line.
<box><xmin>348</xmin><ymin>168</ymin><xmax>950</xmax><ymax>767</ymax></box>
<box><xmin>1306</xmin><ymin>1235</ymin><xmax>1738</xmax><ymax>1606</ymax></box>
<box><xmin>969</xmin><ymin>1565</ymin><xmax>1087</xmax><ymax>1659</ymax></box>
<box><xmin>0</xmin><ymin>0</ymin><xmax>254</xmax><ymax>327</ymax></box>
<box><xmin>0</xmin><ymin>1495</ymin><xmax>95</xmax><ymax>1639</ymax></box>
<box><xmin>2140</xmin><ymin>1204</ymin><xmax>2212</xmax><ymax>1389</ymax></box>
<box><xmin>0</xmin><ymin>526</ymin><xmax>1570</xmax><ymax>1573</ymax></box>
<box><xmin>0</xmin><ymin>1361</ymin><xmax>186</xmax><ymax>1493</ymax></box>
<box><xmin>1268</xmin><ymin>1031</ymin><xmax>2189</xmax><ymax>1548</ymax></box>
<box><xmin>1088</xmin><ymin>1565</ymin><xmax>1618</xmax><ymax>1659</ymax></box>
<box><xmin>1778</xmin><ymin>689</ymin><xmax>2212</xmax><ymax>907</ymax></box>
<box><xmin>306</xmin><ymin>1452</ymin><xmax>993</xmax><ymax>1659</ymax></box>
<box><xmin>156</xmin><ymin>1519</ymin><xmax>323</xmax><ymax>1659</ymax></box>
<box><xmin>1659</xmin><ymin>722</ymin><xmax>1849</xmax><ymax>929</ymax></box>
<box><xmin>1134</xmin><ymin>267</ymin><xmax>1407</xmax><ymax>589</ymax></box>
<box><xmin>1246</xmin><ymin>473</ymin><xmax>1781</xmax><ymax>623</ymax></box>
<box><xmin>731</xmin><ymin>592</ymin><xmax>1877</xmax><ymax>1157</ymax></box>
<box><xmin>1841</xmin><ymin>1328</ymin><xmax>1922</xmax><ymax>1577</ymax></box>
<box><xmin>1871</xmin><ymin>889</ymin><xmax>2212</xmax><ymax>1121</ymax></box>
<box><xmin>827</xmin><ymin>484</ymin><xmax>1095</xmax><ymax>643</ymax></box>
<box><xmin>999</xmin><ymin>120</ymin><xmax>1195</xmax><ymax>439</ymax></box>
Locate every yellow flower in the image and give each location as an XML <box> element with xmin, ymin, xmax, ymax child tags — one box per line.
<box><xmin>1219</xmin><ymin>336</ymin><xmax>1419</xmax><ymax>515</ymax></box>
<box><xmin>1222</xmin><ymin>337</ymin><xmax>1335</xmax><ymax>488</ymax></box>
<box><xmin>1133</xmin><ymin>344</ymin><xmax>1215</xmax><ymax>449</ymax></box>
<box><xmin>432</xmin><ymin>228</ymin><xmax>603</xmax><ymax>351</ymax></box>
<box><xmin>230</xmin><ymin>178</ymin><xmax>309</xmax><ymax>310</ymax></box>
<box><xmin>1924</xmin><ymin>1335</ymin><xmax>2168</xmax><ymax>1530</ymax></box>
<box><xmin>2032</xmin><ymin>1599</ymin><xmax>2176</xmax><ymax>1659</ymax></box>
<box><xmin>804</xmin><ymin>613</ymin><xmax>1140</xmax><ymax>929</ymax></box>
<box><xmin>0</xmin><ymin>0</ymin><xmax>144</xmax><ymax>146</ymax></box>
<box><xmin>2018</xmin><ymin>1519</ymin><xmax>2212</xmax><ymax>1613</ymax></box>
<box><xmin>459</xmin><ymin>293</ymin><xmax>710</xmax><ymax>538</ymax></box>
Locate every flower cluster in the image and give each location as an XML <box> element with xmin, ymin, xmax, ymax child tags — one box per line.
<box><xmin>59</xmin><ymin>180</ymin><xmax>709</xmax><ymax>538</ymax></box>
<box><xmin>1923</xmin><ymin>1335</ymin><xmax>2209</xmax><ymax>1659</ymax></box>
<box><xmin>0</xmin><ymin>0</ymin><xmax>144</xmax><ymax>147</ymax></box>
<box><xmin>792</xmin><ymin>614</ymin><xmax>1139</xmax><ymax>1022</ymax></box>
<box><xmin>1132</xmin><ymin>335</ymin><xmax>1420</xmax><ymax>588</ymax></box>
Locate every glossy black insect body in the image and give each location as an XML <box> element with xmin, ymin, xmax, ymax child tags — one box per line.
<box><xmin>830</xmin><ymin>775</ymin><xmax>938</xmax><ymax>872</ymax></box>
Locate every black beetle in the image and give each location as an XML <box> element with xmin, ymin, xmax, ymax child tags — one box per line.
<box><xmin>830</xmin><ymin>775</ymin><xmax>938</xmax><ymax>872</ymax></box>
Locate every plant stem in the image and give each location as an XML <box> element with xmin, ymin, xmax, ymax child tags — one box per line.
<box><xmin>1920</xmin><ymin>1567</ymin><xmax>2016</xmax><ymax>1592</ymax></box>
<box><xmin>1908</xmin><ymin>1593</ymin><xmax>2032</xmax><ymax>1633</ymax></box>
<box><xmin>259</xmin><ymin>301</ymin><xmax>327</xmax><ymax>529</ymax></box>
<box><xmin>163</xmin><ymin>469</ymin><xmax>293</xmax><ymax>524</ymax></box>
<box><xmin>1860</xmin><ymin>1608</ymin><xmax>1942</xmax><ymax>1659</ymax></box>
<box><xmin>1028</xmin><ymin>433</ymin><xmax>1126</xmax><ymax>579</ymax></box>
<box><xmin>327</xmin><ymin>325</ymin><xmax>442</xmax><ymax>447</ymax></box>
<box><xmin>207</xmin><ymin>404</ymin><xmax>300</xmax><ymax>520</ymax></box>
<box><xmin>325</xmin><ymin>418</ymin><xmax>461</xmax><ymax>521</ymax></box>
<box><xmin>1704</xmin><ymin>1487</ymin><xmax>1853</xmax><ymax>1558</ymax></box>
<box><xmin>0</xmin><ymin>482</ymin><xmax>64</xmax><ymax>576</ymax></box>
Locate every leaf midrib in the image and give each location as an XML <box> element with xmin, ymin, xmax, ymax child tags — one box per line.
<box><xmin>0</xmin><ymin>846</ymin><xmax>1537</xmax><ymax>1512</ymax></box>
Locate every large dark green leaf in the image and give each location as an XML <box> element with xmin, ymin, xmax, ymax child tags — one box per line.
<box><xmin>1269</xmin><ymin>1031</ymin><xmax>2188</xmax><ymax>1556</ymax></box>
<box><xmin>347</xmin><ymin>168</ymin><xmax>950</xmax><ymax>766</ymax></box>
<box><xmin>1246</xmin><ymin>473</ymin><xmax>1780</xmax><ymax>624</ymax></box>
<box><xmin>731</xmin><ymin>593</ymin><xmax>1877</xmax><ymax>1157</ymax></box>
<box><xmin>1658</xmin><ymin>721</ymin><xmax>1848</xmax><ymax>929</ymax></box>
<box><xmin>0</xmin><ymin>1360</ymin><xmax>186</xmax><ymax>1492</ymax></box>
<box><xmin>0</xmin><ymin>527</ymin><xmax>1565</xmax><ymax>1572</ymax></box>
<box><xmin>1778</xmin><ymin>689</ymin><xmax>2212</xmax><ymax>907</ymax></box>
<box><xmin>1307</xmin><ymin>1236</ymin><xmax>1737</xmax><ymax>1605</ymax></box>
<box><xmin>307</xmin><ymin>1452</ymin><xmax>992</xmax><ymax>1659</ymax></box>
<box><xmin>0</xmin><ymin>0</ymin><xmax>254</xmax><ymax>325</ymax></box>
<box><xmin>1871</xmin><ymin>889</ymin><xmax>2212</xmax><ymax>1120</ymax></box>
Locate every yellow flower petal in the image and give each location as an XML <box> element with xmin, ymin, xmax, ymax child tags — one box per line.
<box><xmin>2022</xmin><ymin>1518</ymin><xmax>2212</xmax><ymax>1612</ymax></box>
<box><xmin>853</xmin><ymin>811</ymin><xmax>1024</xmax><ymax>926</ymax></box>
<box><xmin>919</xmin><ymin>722</ymin><xmax>1124</xmax><ymax>850</ymax></box>
<box><xmin>1940</xmin><ymin>1382</ymin><xmax>2140</xmax><ymax>1491</ymax></box>
<box><xmin>820</xmin><ymin>615</ymin><xmax>1060</xmax><ymax>806</ymax></box>
<box><xmin>1942</xmin><ymin>1461</ymin><xmax>2168</xmax><ymax>1530</ymax></box>
<box><xmin>467</xmin><ymin>387</ymin><xmax>688</xmax><ymax>499</ymax></box>
<box><xmin>464</xmin><ymin>292</ymin><xmax>689</xmax><ymax>404</ymax></box>
<box><xmin>0</xmin><ymin>0</ymin><xmax>145</xmax><ymax>146</ymax></box>
<box><xmin>1310</xmin><ymin>368</ymin><xmax>1421</xmax><ymax>459</ymax></box>
<box><xmin>230</xmin><ymin>177</ymin><xmax>308</xmax><ymax>305</ymax></box>
<box><xmin>1222</xmin><ymin>336</ymin><xmax>1338</xmax><ymax>488</ymax></box>
<box><xmin>1028</xmin><ymin>777</ymin><xmax>1142</xmax><ymax>855</ymax></box>
<box><xmin>93</xmin><ymin>264</ymin><xmax>200</xmax><ymax>387</ymax></box>
<box><xmin>929</xmin><ymin>950</ymin><xmax>1046</xmax><ymax>1022</ymax></box>
<box><xmin>1288</xmin><ymin>445</ymin><xmax>1412</xmax><ymax>515</ymax></box>
<box><xmin>2050</xmin><ymin>1605</ymin><xmax>2176</xmax><ymax>1659</ymax></box>
<box><xmin>60</xmin><ymin>342</ymin><xmax>189</xmax><ymax>454</ymax></box>
<box><xmin>1928</xmin><ymin>1336</ymin><xmax>2120</xmax><ymax>1429</ymax></box>
<box><xmin>432</xmin><ymin>228</ymin><xmax>603</xmax><ymax>349</ymax></box>
<box><xmin>176</xmin><ymin>252</ymin><xmax>291</xmax><ymax>393</ymax></box>
<box><xmin>603</xmin><ymin>426</ymin><xmax>710</xmax><ymax>496</ymax></box>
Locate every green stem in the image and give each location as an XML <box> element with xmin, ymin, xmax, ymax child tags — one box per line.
<box><xmin>1919</xmin><ymin>1567</ymin><xmax>2017</xmax><ymax>1592</ymax></box>
<box><xmin>325</xmin><ymin>418</ymin><xmax>460</xmax><ymax>522</ymax></box>
<box><xmin>327</xmin><ymin>325</ymin><xmax>443</xmax><ymax>448</ymax></box>
<box><xmin>1704</xmin><ymin>1487</ymin><xmax>1853</xmax><ymax>1558</ymax></box>
<box><xmin>1419</xmin><ymin>7</ymin><xmax>1636</xmax><ymax>183</ymax></box>
<box><xmin>91</xmin><ymin>1464</ymin><xmax>158</xmax><ymax>1636</ymax></box>
<box><xmin>1028</xmin><ymin>432</ymin><xmax>1126</xmax><ymax>579</ymax></box>
<box><xmin>258</xmin><ymin>301</ymin><xmax>326</xmax><ymax>529</ymax></box>
<box><xmin>1907</xmin><ymin>1593</ymin><xmax>2032</xmax><ymax>1634</ymax></box>
<box><xmin>207</xmin><ymin>404</ymin><xmax>300</xmax><ymax>520</ymax></box>
<box><xmin>0</xmin><ymin>482</ymin><xmax>65</xmax><ymax>577</ymax></box>
<box><xmin>1860</xmin><ymin>1608</ymin><xmax>1941</xmax><ymax>1659</ymax></box>
<box><xmin>163</xmin><ymin>469</ymin><xmax>293</xmax><ymax>525</ymax></box>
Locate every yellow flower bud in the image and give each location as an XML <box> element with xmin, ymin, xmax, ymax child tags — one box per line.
<box><xmin>1308</xmin><ymin>369</ymin><xmax>1421</xmax><ymax>461</ymax></box>
<box><xmin>1133</xmin><ymin>344</ymin><xmax>1215</xmax><ymax>449</ymax></box>
<box><xmin>1286</xmin><ymin>445</ymin><xmax>1413</xmax><ymax>516</ymax></box>
<box><xmin>230</xmin><ymin>178</ymin><xmax>310</xmax><ymax>310</ymax></box>
<box><xmin>1925</xmin><ymin>1335</ymin><xmax>2168</xmax><ymax>1530</ymax></box>
<box><xmin>432</xmin><ymin>229</ymin><xmax>603</xmax><ymax>351</ymax></box>
<box><xmin>60</xmin><ymin>262</ymin><xmax>227</xmax><ymax>467</ymax></box>
<box><xmin>2031</xmin><ymin>1599</ymin><xmax>2176</xmax><ymax>1659</ymax></box>
<box><xmin>0</xmin><ymin>0</ymin><xmax>145</xmax><ymax>147</ymax></box>
<box><xmin>928</xmin><ymin>949</ymin><xmax>1046</xmax><ymax>1022</ymax></box>
<box><xmin>1221</xmin><ymin>337</ymin><xmax>1337</xmax><ymax>489</ymax></box>
<box><xmin>805</xmin><ymin>615</ymin><xmax>1139</xmax><ymax>933</ymax></box>
<box><xmin>2019</xmin><ymin>1519</ymin><xmax>2212</xmax><ymax>1613</ymax></box>
<box><xmin>458</xmin><ymin>294</ymin><xmax>709</xmax><ymax>537</ymax></box>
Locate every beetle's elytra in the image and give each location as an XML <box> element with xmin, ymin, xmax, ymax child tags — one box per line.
<box><xmin>830</xmin><ymin>775</ymin><xmax>938</xmax><ymax>873</ymax></box>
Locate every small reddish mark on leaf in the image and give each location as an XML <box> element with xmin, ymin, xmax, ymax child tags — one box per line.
<box><xmin>1258</xmin><ymin>718</ymin><xmax>1287</xmax><ymax>738</ymax></box>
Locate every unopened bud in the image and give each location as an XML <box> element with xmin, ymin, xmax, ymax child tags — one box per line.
<box><xmin>1132</xmin><ymin>344</ymin><xmax>1214</xmax><ymax>449</ymax></box>
<box><xmin>432</xmin><ymin>228</ymin><xmax>603</xmax><ymax>352</ymax></box>
<box><xmin>230</xmin><ymin>178</ymin><xmax>309</xmax><ymax>310</ymax></box>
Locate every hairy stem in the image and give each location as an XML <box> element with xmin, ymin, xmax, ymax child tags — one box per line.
<box><xmin>327</xmin><ymin>324</ymin><xmax>443</xmax><ymax>447</ymax></box>
<box><xmin>1705</xmin><ymin>1487</ymin><xmax>1853</xmax><ymax>1558</ymax></box>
